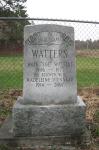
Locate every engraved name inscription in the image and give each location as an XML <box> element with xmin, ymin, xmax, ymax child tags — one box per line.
<box><xmin>25</xmin><ymin>31</ymin><xmax>74</xmax><ymax>88</ymax></box>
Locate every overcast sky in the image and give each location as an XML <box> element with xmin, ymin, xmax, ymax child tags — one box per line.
<box><xmin>25</xmin><ymin>0</ymin><xmax>99</xmax><ymax>40</ymax></box>
<box><xmin>26</xmin><ymin>0</ymin><xmax>99</xmax><ymax>21</ymax></box>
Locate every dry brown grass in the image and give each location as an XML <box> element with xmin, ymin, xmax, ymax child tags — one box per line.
<box><xmin>78</xmin><ymin>87</ymin><xmax>99</xmax><ymax>122</ymax></box>
<box><xmin>77</xmin><ymin>50</ymin><xmax>99</xmax><ymax>58</ymax></box>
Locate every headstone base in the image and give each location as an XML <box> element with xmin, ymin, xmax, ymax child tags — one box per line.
<box><xmin>13</xmin><ymin>96</ymin><xmax>86</xmax><ymax>137</ymax></box>
<box><xmin>0</xmin><ymin>117</ymin><xmax>91</xmax><ymax>149</ymax></box>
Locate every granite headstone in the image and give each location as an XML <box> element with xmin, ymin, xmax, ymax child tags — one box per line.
<box><xmin>13</xmin><ymin>24</ymin><xmax>86</xmax><ymax>137</ymax></box>
<box><xmin>23</xmin><ymin>25</ymin><xmax>77</xmax><ymax>105</ymax></box>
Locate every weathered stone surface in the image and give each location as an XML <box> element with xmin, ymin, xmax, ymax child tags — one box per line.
<box><xmin>23</xmin><ymin>24</ymin><xmax>77</xmax><ymax>104</ymax></box>
<box><xmin>13</xmin><ymin>96</ymin><xmax>86</xmax><ymax>137</ymax></box>
<box><xmin>0</xmin><ymin>117</ymin><xmax>91</xmax><ymax>149</ymax></box>
<box><xmin>11</xmin><ymin>24</ymin><xmax>86</xmax><ymax>144</ymax></box>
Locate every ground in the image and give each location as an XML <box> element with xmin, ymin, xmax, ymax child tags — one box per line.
<box><xmin>78</xmin><ymin>87</ymin><xmax>99</xmax><ymax>150</ymax></box>
<box><xmin>0</xmin><ymin>88</ymin><xmax>99</xmax><ymax>150</ymax></box>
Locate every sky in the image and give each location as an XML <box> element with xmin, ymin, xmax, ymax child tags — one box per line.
<box><xmin>25</xmin><ymin>0</ymin><xmax>99</xmax><ymax>40</ymax></box>
<box><xmin>26</xmin><ymin>0</ymin><xmax>99</xmax><ymax>21</ymax></box>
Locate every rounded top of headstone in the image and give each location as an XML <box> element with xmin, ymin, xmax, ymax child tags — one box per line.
<box><xmin>24</xmin><ymin>24</ymin><xmax>74</xmax><ymax>33</ymax></box>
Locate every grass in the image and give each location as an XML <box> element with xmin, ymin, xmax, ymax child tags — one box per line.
<box><xmin>0</xmin><ymin>55</ymin><xmax>99</xmax><ymax>90</ymax></box>
<box><xmin>0</xmin><ymin>55</ymin><xmax>23</xmax><ymax>89</ymax></box>
<box><xmin>77</xmin><ymin>56</ymin><xmax>99</xmax><ymax>87</ymax></box>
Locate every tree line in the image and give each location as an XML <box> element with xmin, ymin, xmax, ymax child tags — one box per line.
<box><xmin>75</xmin><ymin>39</ymin><xmax>99</xmax><ymax>50</ymax></box>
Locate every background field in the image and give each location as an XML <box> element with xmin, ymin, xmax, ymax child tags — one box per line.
<box><xmin>0</xmin><ymin>52</ymin><xmax>99</xmax><ymax>90</ymax></box>
<box><xmin>0</xmin><ymin>55</ymin><xmax>23</xmax><ymax>90</ymax></box>
<box><xmin>77</xmin><ymin>56</ymin><xmax>99</xmax><ymax>87</ymax></box>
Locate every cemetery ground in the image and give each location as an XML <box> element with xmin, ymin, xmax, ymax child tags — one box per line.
<box><xmin>0</xmin><ymin>52</ymin><xmax>99</xmax><ymax>150</ymax></box>
<box><xmin>0</xmin><ymin>88</ymin><xmax>99</xmax><ymax>150</ymax></box>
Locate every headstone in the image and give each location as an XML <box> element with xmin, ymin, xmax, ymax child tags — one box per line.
<box><xmin>23</xmin><ymin>25</ymin><xmax>77</xmax><ymax>105</ymax></box>
<box><xmin>12</xmin><ymin>24</ymin><xmax>86</xmax><ymax>138</ymax></box>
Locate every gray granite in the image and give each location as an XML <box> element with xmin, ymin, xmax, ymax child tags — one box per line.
<box><xmin>11</xmin><ymin>24</ymin><xmax>86</xmax><ymax>141</ymax></box>
<box><xmin>13</xmin><ymin>96</ymin><xmax>86</xmax><ymax>137</ymax></box>
<box><xmin>0</xmin><ymin>117</ymin><xmax>91</xmax><ymax>149</ymax></box>
<box><xmin>23</xmin><ymin>24</ymin><xmax>77</xmax><ymax>105</ymax></box>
